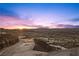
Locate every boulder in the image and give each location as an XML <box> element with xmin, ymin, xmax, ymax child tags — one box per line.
<box><xmin>33</xmin><ymin>38</ymin><xmax>55</xmax><ymax>52</ymax></box>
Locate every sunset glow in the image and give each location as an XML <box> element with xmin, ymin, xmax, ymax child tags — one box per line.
<box><xmin>15</xmin><ymin>26</ymin><xmax>37</xmax><ymax>29</ymax></box>
<box><xmin>2</xmin><ymin>25</ymin><xmax>37</xmax><ymax>29</ymax></box>
<box><xmin>0</xmin><ymin>3</ymin><xmax>79</xmax><ymax>29</ymax></box>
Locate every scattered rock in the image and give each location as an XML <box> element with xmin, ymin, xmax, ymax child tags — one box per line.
<box><xmin>33</xmin><ymin>38</ymin><xmax>56</xmax><ymax>52</ymax></box>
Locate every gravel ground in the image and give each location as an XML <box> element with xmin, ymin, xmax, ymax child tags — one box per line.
<box><xmin>0</xmin><ymin>38</ymin><xmax>79</xmax><ymax>56</ymax></box>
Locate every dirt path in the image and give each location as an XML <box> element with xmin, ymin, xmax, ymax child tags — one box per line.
<box><xmin>1</xmin><ymin>38</ymin><xmax>79</xmax><ymax>56</ymax></box>
<box><xmin>0</xmin><ymin>41</ymin><xmax>24</xmax><ymax>56</ymax></box>
<box><xmin>0</xmin><ymin>39</ymin><xmax>47</xmax><ymax>56</ymax></box>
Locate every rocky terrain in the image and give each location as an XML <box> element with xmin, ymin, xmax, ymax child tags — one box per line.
<box><xmin>0</xmin><ymin>28</ymin><xmax>79</xmax><ymax>56</ymax></box>
<box><xmin>0</xmin><ymin>38</ymin><xmax>79</xmax><ymax>56</ymax></box>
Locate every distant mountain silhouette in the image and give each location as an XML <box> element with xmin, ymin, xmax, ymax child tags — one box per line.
<box><xmin>63</xmin><ymin>25</ymin><xmax>79</xmax><ymax>28</ymax></box>
<box><xmin>51</xmin><ymin>24</ymin><xmax>79</xmax><ymax>28</ymax></box>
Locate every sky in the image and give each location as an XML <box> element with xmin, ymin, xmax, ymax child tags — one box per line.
<box><xmin>0</xmin><ymin>3</ymin><xmax>79</xmax><ymax>29</ymax></box>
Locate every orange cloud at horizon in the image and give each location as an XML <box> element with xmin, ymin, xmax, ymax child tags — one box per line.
<box><xmin>0</xmin><ymin>16</ymin><xmax>36</xmax><ymax>29</ymax></box>
<box><xmin>0</xmin><ymin>25</ymin><xmax>37</xmax><ymax>29</ymax></box>
<box><xmin>0</xmin><ymin>16</ymin><xmax>66</xmax><ymax>29</ymax></box>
